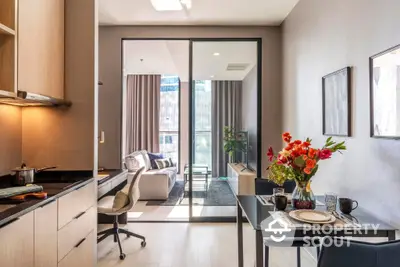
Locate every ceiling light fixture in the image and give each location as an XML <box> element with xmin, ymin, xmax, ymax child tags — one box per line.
<box><xmin>210</xmin><ymin>75</ymin><xmax>215</xmax><ymax>78</ymax></box>
<box><xmin>213</xmin><ymin>52</ymin><xmax>220</xmax><ymax>56</ymax></box>
<box><xmin>150</xmin><ymin>0</ymin><xmax>191</xmax><ymax>11</ymax></box>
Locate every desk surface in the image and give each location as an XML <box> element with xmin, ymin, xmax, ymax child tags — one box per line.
<box><xmin>237</xmin><ymin>195</ymin><xmax>397</xmax><ymax>234</ymax></box>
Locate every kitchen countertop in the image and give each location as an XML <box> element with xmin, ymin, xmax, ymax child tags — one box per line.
<box><xmin>0</xmin><ymin>177</ymin><xmax>94</xmax><ymax>228</ymax></box>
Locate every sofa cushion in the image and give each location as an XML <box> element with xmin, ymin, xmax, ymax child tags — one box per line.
<box><xmin>125</xmin><ymin>151</ymin><xmax>148</xmax><ymax>171</ymax></box>
<box><xmin>154</xmin><ymin>158</ymin><xmax>173</xmax><ymax>169</ymax></box>
<box><xmin>147</xmin><ymin>152</ymin><xmax>164</xmax><ymax>169</ymax></box>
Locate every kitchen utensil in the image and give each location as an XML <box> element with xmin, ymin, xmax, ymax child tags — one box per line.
<box><xmin>12</xmin><ymin>163</ymin><xmax>56</xmax><ymax>186</ymax></box>
<box><xmin>339</xmin><ymin>198</ymin><xmax>358</xmax><ymax>214</ymax></box>
<box><xmin>9</xmin><ymin>192</ymin><xmax>48</xmax><ymax>201</ymax></box>
<box><xmin>289</xmin><ymin>210</ymin><xmax>336</xmax><ymax>224</ymax></box>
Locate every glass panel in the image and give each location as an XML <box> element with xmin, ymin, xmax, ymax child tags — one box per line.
<box><xmin>159</xmin><ymin>75</ymin><xmax>180</xmax><ymax>168</ymax></box>
<box><xmin>190</xmin><ymin>41</ymin><xmax>258</xmax><ymax>219</ymax></box>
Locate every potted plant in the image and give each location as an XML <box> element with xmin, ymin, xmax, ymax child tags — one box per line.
<box><xmin>267</xmin><ymin>132</ymin><xmax>346</xmax><ymax>209</ymax></box>
<box><xmin>223</xmin><ymin>126</ymin><xmax>245</xmax><ymax>163</ymax></box>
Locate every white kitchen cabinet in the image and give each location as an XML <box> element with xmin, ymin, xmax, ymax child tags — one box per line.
<box><xmin>58</xmin><ymin>230</ymin><xmax>96</xmax><ymax>267</ymax></box>
<box><xmin>0</xmin><ymin>212</ymin><xmax>34</xmax><ymax>267</ymax></box>
<box><xmin>34</xmin><ymin>200</ymin><xmax>58</xmax><ymax>267</ymax></box>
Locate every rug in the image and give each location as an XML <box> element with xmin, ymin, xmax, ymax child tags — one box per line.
<box><xmin>145</xmin><ymin>179</ymin><xmax>236</xmax><ymax>206</ymax></box>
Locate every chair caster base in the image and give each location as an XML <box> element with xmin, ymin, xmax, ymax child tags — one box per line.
<box><xmin>119</xmin><ymin>253</ymin><xmax>126</xmax><ymax>260</ymax></box>
<box><xmin>141</xmin><ymin>241</ymin><xmax>147</xmax><ymax>247</ymax></box>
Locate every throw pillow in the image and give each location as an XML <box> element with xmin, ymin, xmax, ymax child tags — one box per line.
<box><xmin>154</xmin><ymin>158</ymin><xmax>173</xmax><ymax>169</ymax></box>
<box><xmin>147</xmin><ymin>152</ymin><xmax>165</xmax><ymax>169</ymax></box>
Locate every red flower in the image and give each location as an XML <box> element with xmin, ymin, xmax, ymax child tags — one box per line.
<box><xmin>278</xmin><ymin>155</ymin><xmax>288</xmax><ymax>164</ymax></box>
<box><xmin>302</xmin><ymin>141</ymin><xmax>311</xmax><ymax>148</ymax></box>
<box><xmin>267</xmin><ymin>147</ymin><xmax>274</xmax><ymax>161</ymax></box>
<box><xmin>282</xmin><ymin>132</ymin><xmax>292</xmax><ymax>143</ymax></box>
<box><xmin>319</xmin><ymin>149</ymin><xmax>332</xmax><ymax>160</ymax></box>
<box><xmin>294</xmin><ymin>140</ymin><xmax>302</xmax><ymax>145</ymax></box>
<box><xmin>308</xmin><ymin>148</ymin><xmax>317</xmax><ymax>159</ymax></box>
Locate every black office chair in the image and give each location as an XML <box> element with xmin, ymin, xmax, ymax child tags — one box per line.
<box><xmin>255</xmin><ymin>178</ymin><xmax>296</xmax><ymax>194</ymax></box>
<box><xmin>318</xmin><ymin>239</ymin><xmax>400</xmax><ymax>267</ymax></box>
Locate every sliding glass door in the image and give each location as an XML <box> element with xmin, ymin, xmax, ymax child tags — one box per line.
<box><xmin>188</xmin><ymin>39</ymin><xmax>260</xmax><ymax>221</ymax></box>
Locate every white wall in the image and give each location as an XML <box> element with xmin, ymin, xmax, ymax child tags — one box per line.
<box><xmin>283</xmin><ymin>0</ymin><xmax>400</xmax><ymax>228</ymax></box>
<box><xmin>242</xmin><ymin>66</ymin><xmax>258</xmax><ymax>167</ymax></box>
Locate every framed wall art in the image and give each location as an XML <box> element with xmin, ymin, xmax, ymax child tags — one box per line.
<box><xmin>370</xmin><ymin>44</ymin><xmax>400</xmax><ymax>139</ymax></box>
<box><xmin>322</xmin><ymin>67</ymin><xmax>352</xmax><ymax>136</ymax></box>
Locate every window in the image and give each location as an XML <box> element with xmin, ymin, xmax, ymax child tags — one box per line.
<box><xmin>194</xmin><ymin>80</ymin><xmax>212</xmax><ymax>169</ymax></box>
<box><xmin>159</xmin><ymin>75</ymin><xmax>180</xmax><ymax>168</ymax></box>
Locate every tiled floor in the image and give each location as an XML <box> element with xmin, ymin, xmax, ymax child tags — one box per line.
<box><xmin>97</xmin><ymin>222</ymin><xmax>317</xmax><ymax>267</ymax></box>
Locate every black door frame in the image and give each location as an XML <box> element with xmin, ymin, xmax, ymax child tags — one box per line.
<box><xmin>121</xmin><ymin>37</ymin><xmax>262</xmax><ymax>223</ymax></box>
<box><xmin>189</xmin><ymin>38</ymin><xmax>262</xmax><ymax>222</ymax></box>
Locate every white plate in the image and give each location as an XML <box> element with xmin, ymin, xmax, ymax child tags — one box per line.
<box><xmin>289</xmin><ymin>210</ymin><xmax>336</xmax><ymax>224</ymax></box>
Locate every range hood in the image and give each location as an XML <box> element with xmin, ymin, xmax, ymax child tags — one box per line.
<box><xmin>0</xmin><ymin>90</ymin><xmax>71</xmax><ymax>107</ymax></box>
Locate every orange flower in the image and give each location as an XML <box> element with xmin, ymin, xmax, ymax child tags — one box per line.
<box><xmin>308</xmin><ymin>148</ymin><xmax>317</xmax><ymax>159</ymax></box>
<box><xmin>282</xmin><ymin>132</ymin><xmax>292</xmax><ymax>143</ymax></box>
<box><xmin>285</xmin><ymin>142</ymin><xmax>294</xmax><ymax>151</ymax></box>
<box><xmin>302</xmin><ymin>155</ymin><xmax>308</xmax><ymax>161</ymax></box>
<box><xmin>306</xmin><ymin>159</ymin><xmax>316</xmax><ymax>169</ymax></box>
<box><xmin>304</xmin><ymin>167</ymin><xmax>312</xmax><ymax>175</ymax></box>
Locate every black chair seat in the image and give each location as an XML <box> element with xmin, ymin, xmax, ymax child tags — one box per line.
<box><xmin>318</xmin><ymin>239</ymin><xmax>400</xmax><ymax>267</ymax></box>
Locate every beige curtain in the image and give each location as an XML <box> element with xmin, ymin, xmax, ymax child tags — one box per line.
<box><xmin>126</xmin><ymin>75</ymin><xmax>161</xmax><ymax>154</ymax></box>
<box><xmin>211</xmin><ymin>81</ymin><xmax>242</xmax><ymax>177</ymax></box>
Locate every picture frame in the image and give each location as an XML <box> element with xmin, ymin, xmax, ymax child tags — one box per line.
<box><xmin>322</xmin><ymin>67</ymin><xmax>352</xmax><ymax>137</ymax></box>
<box><xmin>370</xmin><ymin>44</ymin><xmax>400</xmax><ymax>139</ymax></box>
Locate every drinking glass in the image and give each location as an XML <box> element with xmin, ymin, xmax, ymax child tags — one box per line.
<box><xmin>325</xmin><ymin>192</ymin><xmax>338</xmax><ymax>212</ymax></box>
<box><xmin>272</xmin><ymin>188</ymin><xmax>285</xmax><ymax>204</ymax></box>
<box><xmin>273</xmin><ymin>187</ymin><xmax>285</xmax><ymax>196</ymax></box>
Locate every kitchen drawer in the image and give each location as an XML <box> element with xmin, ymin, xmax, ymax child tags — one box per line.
<box><xmin>58</xmin><ymin>181</ymin><xmax>95</xmax><ymax>229</ymax></box>
<box><xmin>98</xmin><ymin>181</ymin><xmax>111</xmax><ymax>199</ymax></box>
<box><xmin>58</xmin><ymin>206</ymin><xmax>96</xmax><ymax>261</ymax></box>
<box><xmin>58</xmin><ymin>230</ymin><xmax>96</xmax><ymax>267</ymax></box>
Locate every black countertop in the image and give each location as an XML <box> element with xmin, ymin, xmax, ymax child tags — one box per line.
<box><xmin>97</xmin><ymin>169</ymin><xmax>126</xmax><ymax>185</ymax></box>
<box><xmin>0</xmin><ymin>171</ymin><xmax>95</xmax><ymax>228</ymax></box>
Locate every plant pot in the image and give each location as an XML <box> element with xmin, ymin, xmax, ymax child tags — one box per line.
<box><xmin>292</xmin><ymin>181</ymin><xmax>316</xmax><ymax>210</ymax></box>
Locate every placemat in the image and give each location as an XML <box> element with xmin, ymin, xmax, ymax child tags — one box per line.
<box><xmin>256</xmin><ymin>195</ymin><xmax>324</xmax><ymax>206</ymax></box>
<box><xmin>269</xmin><ymin>211</ymin><xmax>361</xmax><ymax>229</ymax></box>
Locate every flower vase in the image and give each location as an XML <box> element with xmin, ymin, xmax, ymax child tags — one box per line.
<box><xmin>292</xmin><ymin>181</ymin><xmax>316</xmax><ymax>210</ymax></box>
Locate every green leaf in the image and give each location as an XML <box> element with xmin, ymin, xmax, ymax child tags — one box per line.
<box><xmin>294</xmin><ymin>156</ymin><xmax>305</xmax><ymax>168</ymax></box>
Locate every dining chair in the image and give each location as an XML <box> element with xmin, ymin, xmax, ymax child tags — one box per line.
<box><xmin>97</xmin><ymin>167</ymin><xmax>146</xmax><ymax>260</ymax></box>
<box><xmin>255</xmin><ymin>178</ymin><xmax>296</xmax><ymax>195</ymax></box>
<box><xmin>318</xmin><ymin>238</ymin><xmax>400</xmax><ymax>267</ymax></box>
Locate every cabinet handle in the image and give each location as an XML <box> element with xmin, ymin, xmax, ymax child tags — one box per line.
<box><xmin>74</xmin><ymin>211</ymin><xmax>86</xmax><ymax>220</ymax></box>
<box><xmin>0</xmin><ymin>217</ymin><xmax>20</xmax><ymax>229</ymax></box>
<box><xmin>75</xmin><ymin>238</ymin><xmax>86</xmax><ymax>248</ymax></box>
<box><xmin>40</xmin><ymin>199</ymin><xmax>56</xmax><ymax>208</ymax></box>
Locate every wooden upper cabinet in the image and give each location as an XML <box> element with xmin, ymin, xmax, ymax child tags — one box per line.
<box><xmin>0</xmin><ymin>0</ymin><xmax>17</xmax><ymax>92</ymax></box>
<box><xmin>18</xmin><ymin>0</ymin><xmax>64</xmax><ymax>99</ymax></box>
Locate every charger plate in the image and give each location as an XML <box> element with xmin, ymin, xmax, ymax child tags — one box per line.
<box><xmin>289</xmin><ymin>210</ymin><xmax>336</xmax><ymax>224</ymax></box>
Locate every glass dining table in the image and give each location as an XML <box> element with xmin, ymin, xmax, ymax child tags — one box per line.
<box><xmin>236</xmin><ymin>194</ymin><xmax>397</xmax><ymax>267</ymax></box>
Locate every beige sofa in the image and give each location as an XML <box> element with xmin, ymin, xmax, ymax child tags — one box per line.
<box><xmin>124</xmin><ymin>150</ymin><xmax>177</xmax><ymax>200</ymax></box>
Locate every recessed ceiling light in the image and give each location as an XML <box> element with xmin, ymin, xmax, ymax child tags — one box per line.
<box><xmin>213</xmin><ymin>52</ymin><xmax>220</xmax><ymax>56</ymax></box>
<box><xmin>210</xmin><ymin>75</ymin><xmax>215</xmax><ymax>78</ymax></box>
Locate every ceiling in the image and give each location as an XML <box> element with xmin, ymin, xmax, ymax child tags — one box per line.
<box><xmin>123</xmin><ymin>41</ymin><xmax>257</xmax><ymax>81</ymax></box>
<box><xmin>99</xmin><ymin>0</ymin><xmax>299</xmax><ymax>26</ymax></box>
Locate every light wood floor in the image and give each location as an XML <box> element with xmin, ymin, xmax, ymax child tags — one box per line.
<box><xmin>97</xmin><ymin>223</ymin><xmax>317</xmax><ymax>267</ymax></box>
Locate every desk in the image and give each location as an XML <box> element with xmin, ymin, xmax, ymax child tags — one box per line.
<box><xmin>236</xmin><ymin>195</ymin><xmax>397</xmax><ymax>267</ymax></box>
